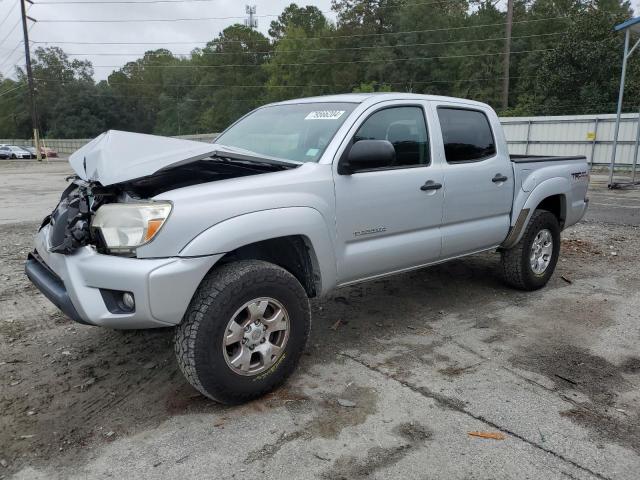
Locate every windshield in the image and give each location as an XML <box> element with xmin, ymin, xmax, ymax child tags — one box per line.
<box><xmin>215</xmin><ymin>102</ymin><xmax>357</xmax><ymax>163</ymax></box>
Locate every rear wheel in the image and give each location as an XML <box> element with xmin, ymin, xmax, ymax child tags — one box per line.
<box><xmin>501</xmin><ymin>209</ymin><xmax>560</xmax><ymax>291</ymax></box>
<box><xmin>174</xmin><ymin>260</ymin><xmax>310</xmax><ymax>404</ymax></box>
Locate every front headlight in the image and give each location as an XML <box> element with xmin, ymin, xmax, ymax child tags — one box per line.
<box><xmin>91</xmin><ymin>202</ymin><xmax>172</xmax><ymax>254</ymax></box>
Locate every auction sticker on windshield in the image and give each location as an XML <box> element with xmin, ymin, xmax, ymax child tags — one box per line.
<box><xmin>305</xmin><ymin>110</ymin><xmax>345</xmax><ymax>120</ymax></box>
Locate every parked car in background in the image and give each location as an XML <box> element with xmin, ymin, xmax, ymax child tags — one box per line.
<box><xmin>20</xmin><ymin>145</ymin><xmax>59</xmax><ymax>159</ymax></box>
<box><xmin>23</xmin><ymin>147</ymin><xmax>40</xmax><ymax>158</ymax></box>
<box><xmin>0</xmin><ymin>145</ymin><xmax>35</xmax><ymax>159</ymax></box>
<box><xmin>42</xmin><ymin>146</ymin><xmax>58</xmax><ymax>158</ymax></box>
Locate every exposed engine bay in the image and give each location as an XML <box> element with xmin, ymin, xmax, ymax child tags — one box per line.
<box><xmin>44</xmin><ymin>178</ymin><xmax>114</xmax><ymax>254</ymax></box>
<box><xmin>42</xmin><ymin>159</ymin><xmax>285</xmax><ymax>254</ymax></box>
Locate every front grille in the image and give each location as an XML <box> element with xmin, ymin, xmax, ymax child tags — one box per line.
<box><xmin>47</xmin><ymin>183</ymin><xmax>93</xmax><ymax>254</ymax></box>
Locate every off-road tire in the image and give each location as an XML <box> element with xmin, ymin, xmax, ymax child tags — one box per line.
<box><xmin>501</xmin><ymin>209</ymin><xmax>561</xmax><ymax>291</ymax></box>
<box><xmin>174</xmin><ymin>260</ymin><xmax>310</xmax><ymax>404</ymax></box>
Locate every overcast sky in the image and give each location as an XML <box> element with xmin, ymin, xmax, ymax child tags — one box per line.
<box><xmin>0</xmin><ymin>0</ymin><xmax>334</xmax><ymax>80</ymax></box>
<box><xmin>1</xmin><ymin>0</ymin><xmax>639</xmax><ymax>81</ymax></box>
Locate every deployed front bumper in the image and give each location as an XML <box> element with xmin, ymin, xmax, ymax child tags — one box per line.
<box><xmin>26</xmin><ymin>224</ymin><xmax>221</xmax><ymax>329</ymax></box>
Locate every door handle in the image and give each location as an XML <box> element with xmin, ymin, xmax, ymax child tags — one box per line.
<box><xmin>420</xmin><ymin>180</ymin><xmax>442</xmax><ymax>191</ymax></box>
<box><xmin>492</xmin><ymin>174</ymin><xmax>508</xmax><ymax>183</ymax></box>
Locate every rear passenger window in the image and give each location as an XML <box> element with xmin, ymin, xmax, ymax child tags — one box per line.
<box><xmin>437</xmin><ymin>107</ymin><xmax>496</xmax><ymax>163</ymax></box>
<box><xmin>354</xmin><ymin>106</ymin><xmax>430</xmax><ymax>167</ymax></box>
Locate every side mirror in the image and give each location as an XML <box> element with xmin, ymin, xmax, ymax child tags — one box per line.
<box><xmin>340</xmin><ymin>139</ymin><xmax>396</xmax><ymax>174</ymax></box>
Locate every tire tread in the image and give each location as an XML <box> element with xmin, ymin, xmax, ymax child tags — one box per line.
<box><xmin>501</xmin><ymin>209</ymin><xmax>560</xmax><ymax>291</ymax></box>
<box><xmin>174</xmin><ymin>260</ymin><xmax>310</xmax><ymax>404</ymax></box>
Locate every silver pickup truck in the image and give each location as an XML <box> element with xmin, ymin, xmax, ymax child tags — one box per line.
<box><xmin>25</xmin><ymin>93</ymin><xmax>589</xmax><ymax>404</ymax></box>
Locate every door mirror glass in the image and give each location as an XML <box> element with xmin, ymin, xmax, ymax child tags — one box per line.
<box><xmin>343</xmin><ymin>139</ymin><xmax>396</xmax><ymax>173</ymax></box>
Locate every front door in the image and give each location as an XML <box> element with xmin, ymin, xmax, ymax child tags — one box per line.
<box><xmin>333</xmin><ymin>102</ymin><xmax>444</xmax><ymax>285</ymax></box>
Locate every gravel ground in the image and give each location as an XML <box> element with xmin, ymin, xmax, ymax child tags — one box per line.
<box><xmin>0</xmin><ymin>161</ymin><xmax>639</xmax><ymax>479</ymax></box>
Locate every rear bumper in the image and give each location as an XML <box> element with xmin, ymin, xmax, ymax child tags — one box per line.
<box><xmin>26</xmin><ymin>224</ymin><xmax>222</xmax><ymax>329</ymax></box>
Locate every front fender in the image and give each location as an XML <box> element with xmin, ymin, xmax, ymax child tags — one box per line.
<box><xmin>179</xmin><ymin>207</ymin><xmax>338</xmax><ymax>295</ymax></box>
<box><xmin>504</xmin><ymin>177</ymin><xmax>570</xmax><ymax>248</ymax></box>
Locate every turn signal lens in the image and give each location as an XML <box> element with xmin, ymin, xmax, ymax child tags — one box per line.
<box><xmin>145</xmin><ymin>218</ymin><xmax>165</xmax><ymax>242</ymax></box>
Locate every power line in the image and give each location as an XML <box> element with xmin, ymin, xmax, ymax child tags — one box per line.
<box><xmin>38</xmin><ymin>14</ymin><xmax>284</xmax><ymax>23</ymax></box>
<box><xmin>32</xmin><ymin>39</ymin><xmax>208</xmax><ymax>45</ymax></box>
<box><xmin>0</xmin><ymin>18</ymin><xmax>22</xmax><ymax>50</ymax></box>
<box><xmin>0</xmin><ymin>0</ymin><xmax>19</xmax><ymax>29</ymax></box>
<box><xmin>32</xmin><ymin>74</ymin><xmax>551</xmax><ymax>90</ymax></box>
<box><xmin>19</xmin><ymin>87</ymin><xmax>631</xmax><ymax>113</ymax></box>
<box><xmin>29</xmin><ymin>16</ymin><xmax>570</xmax><ymax>48</ymax></box>
<box><xmin>0</xmin><ymin>84</ymin><xmax>25</xmax><ymax>104</ymax></box>
<box><xmin>0</xmin><ymin>41</ymin><xmax>25</xmax><ymax>71</ymax></box>
<box><xmin>54</xmin><ymin>32</ymin><xmax>565</xmax><ymax>58</ymax></box>
<box><xmin>32</xmin><ymin>15</ymin><xmax>569</xmax><ymax>36</ymax></box>
<box><xmin>0</xmin><ymin>83</ymin><xmax>25</xmax><ymax>97</ymax></box>
<box><xmin>0</xmin><ymin>20</ymin><xmax>34</xmax><ymax>77</ymax></box>
<box><xmin>34</xmin><ymin>0</ymin><xmax>245</xmax><ymax>3</ymax></box>
<box><xmin>31</xmin><ymin>0</ymin><xmax>463</xmax><ymax>10</ymax></box>
<box><xmin>0</xmin><ymin>56</ymin><xmax>25</xmax><ymax>78</ymax></box>
<box><xmin>84</xmin><ymin>48</ymin><xmax>552</xmax><ymax>69</ymax></box>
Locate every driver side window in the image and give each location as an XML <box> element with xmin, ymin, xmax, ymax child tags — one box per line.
<box><xmin>354</xmin><ymin>106</ymin><xmax>430</xmax><ymax>167</ymax></box>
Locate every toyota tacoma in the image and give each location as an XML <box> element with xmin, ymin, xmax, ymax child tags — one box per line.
<box><xmin>25</xmin><ymin>93</ymin><xmax>590</xmax><ymax>404</ymax></box>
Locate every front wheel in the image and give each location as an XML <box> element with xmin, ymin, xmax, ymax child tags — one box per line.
<box><xmin>174</xmin><ymin>260</ymin><xmax>311</xmax><ymax>404</ymax></box>
<box><xmin>501</xmin><ymin>209</ymin><xmax>561</xmax><ymax>291</ymax></box>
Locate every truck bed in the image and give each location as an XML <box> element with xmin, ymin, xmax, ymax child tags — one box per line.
<box><xmin>510</xmin><ymin>154</ymin><xmax>586</xmax><ymax>163</ymax></box>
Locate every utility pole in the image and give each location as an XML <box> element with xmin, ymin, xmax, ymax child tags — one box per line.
<box><xmin>20</xmin><ymin>0</ymin><xmax>41</xmax><ymax>161</ymax></box>
<box><xmin>244</xmin><ymin>5</ymin><xmax>257</xmax><ymax>29</ymax></box>
<box><xmin>501</xmin><ymin>0</ymin><xmax>514</xmax><ymax>112</ymax></box>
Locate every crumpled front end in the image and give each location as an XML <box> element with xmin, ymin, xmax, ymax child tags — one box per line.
<box><xmin>25</xmin><ymin>177</ymin><xmax>222</xmax><ymax>329</ymax></box>
<box><xmin>26</xmin><ymin>222</ymin><xmax>221</xmax><ymax>329</ymax></box>
<box><xmin>45</xmin><ymin>180</ymin><xmax>110</xmax><ymax>254</ymax></box>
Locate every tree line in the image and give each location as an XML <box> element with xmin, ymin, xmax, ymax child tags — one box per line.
<box><xmin>0</xmin><ymin>0</ymin><xmax>638</xmax><ymax>139</ymax></box>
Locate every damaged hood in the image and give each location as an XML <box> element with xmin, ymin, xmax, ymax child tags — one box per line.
<box><xmin>69</xmin><ymin>130</ymin><xmax>298</xmax><ymax>186</ymax></box>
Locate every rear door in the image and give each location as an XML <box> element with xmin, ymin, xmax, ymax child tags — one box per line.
<box><xmin>333</xmin><ymin>101</ymin><xmax>444</xmax><ymax>284</ymax></box>
<box><xmin>430</xmin><ymin>103</ymin><xmax>514</xmax><ymax>258</ymax></box>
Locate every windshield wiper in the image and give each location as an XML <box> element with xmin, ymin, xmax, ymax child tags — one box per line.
<box><xmin>210</xmin><ymin>153</ymin><xmax>294</xmax><ymax>170</ymax></box>
<box><xmin>209</xmin><ymin>146</ymin><xmax>301</xmax><ymax>169</ymax></box>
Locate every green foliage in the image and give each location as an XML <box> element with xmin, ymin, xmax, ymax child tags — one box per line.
<box><xmin>191</xmin><ymin>25</ymin><xmax>270</xmax><ymax>132</ymax></box>
<box><xmin>352</xmin><ymin>81</ymin><xmax>392</xmax><ymax>92</ymax></box>
<box><xmin>269</xmin><ymin>3</ymin><xmax>328</xmax><ymax>40</ymax></box>
<box><xmin>1</xmin><ymin>0</ymin><xmax>638</xmax><ymax>138</ymax></box>
<box><xmin>0</xmin><ymin>76</ymin><xmax>29</xmax><ymax>137</ymax></box>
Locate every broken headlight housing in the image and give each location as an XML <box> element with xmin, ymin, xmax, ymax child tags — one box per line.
<box><xmin>91</xmin><ymin>202</ymin><xmax>172</xmax><ymax>255</ymax></box>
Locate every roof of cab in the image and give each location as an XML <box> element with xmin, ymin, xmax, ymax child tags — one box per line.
<box><xmin>270</xmin><ymin>92</ymin><xmax>490</xmax><ymax>109</ymax></box>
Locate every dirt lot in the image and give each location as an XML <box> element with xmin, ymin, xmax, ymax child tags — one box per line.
<box><xmin>1</xmin><ymin>161</ymin><xmax>639</xmax><ymax>479</ymax></box>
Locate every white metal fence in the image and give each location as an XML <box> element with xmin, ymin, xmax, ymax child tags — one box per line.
<box><xmin>3</xmin><ymin>113</ymin><xmax>640</xmax><ymax>168</ymax></box>
<box><xmin>501</xmin><ymin>113</ymin><xmax>640</xmax><ymax>168</ymax></box>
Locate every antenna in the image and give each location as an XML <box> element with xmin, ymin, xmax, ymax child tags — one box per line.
<box><xmin>244</xmin><ymin>5</ymin><xmax>257</xmax><ymax>29</ymax></box>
